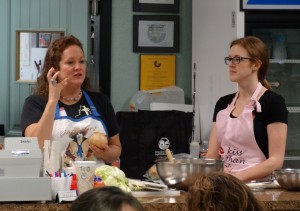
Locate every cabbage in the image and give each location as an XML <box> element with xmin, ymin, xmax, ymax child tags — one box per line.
<box><xmin>95</xmin><ymin>165</ymin><xmax>136</xmax><ymax>192</ymax></box>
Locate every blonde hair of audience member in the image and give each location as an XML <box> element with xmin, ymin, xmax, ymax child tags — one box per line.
<box><xmin>188</xmin><ymin>172</ymin><xmax>266</xmax><ymax>211</ymax></box>
<box><xmin>70</xmin><ymin>186</ymin><xmax>145</xmax><ymax>211</ymax></box>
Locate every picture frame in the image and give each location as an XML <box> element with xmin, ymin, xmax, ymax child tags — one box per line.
<box><xmin>139</xmin><ymin>54</ymin><xmax>176</xmax><ymax>90</ymax></box>
<box><xmin>16</xmin><ymin>30</ymin><xmax>64</xmax><ymax>83</ymax></box>
<box><xmin>240</xmin><ymin>0</ymin><xmax>300</xmax><ymax>11</ymax></box>
<box><xmin>133</xmin><ymin>0</ymin><xmax>179</xmax><ymax>13</ymax></box>
<box><xmin>133</xmin><ymin>15</ymin><xmax>179</xmax><ymax>53</ymax></box>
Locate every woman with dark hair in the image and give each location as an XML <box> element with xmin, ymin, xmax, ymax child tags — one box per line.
<box><xmin>206</xmin><ymin>36</ymin><xmax>288</xmax><ymax>182</ymax></box>
<box><xmin>21</xmin><ymin>35</ymin><xmax>121</xmax><ymax>169</ymax></box>
<box><xmin>70</xmin><ymin>186</ymin><xmax>145</xmax><ymax>211</ymax></box>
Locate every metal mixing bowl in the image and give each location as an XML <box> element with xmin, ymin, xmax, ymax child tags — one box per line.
<box><xmin>274</xmin><ymin>169</ymin><xmax>300</xmax><ymax>190</ymax></box>
<box><xmin>156</xmin><ymin>158</ymin><xmax>223</xmax><ymax>190</ymax></box>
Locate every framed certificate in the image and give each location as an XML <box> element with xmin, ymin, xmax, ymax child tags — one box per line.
<box><xmin>139</xmin><ymin>54</ymin><xmax>176</xmax><ymax>90</ymax></box>
<box><xmin>133</xmin><ymin>15</ymin><xmax>179</xmax><ymax>53</ymax></box>
<box><xmin>133</xmin><ymin>0</ymin><xmax>179</xmax><ymax>13</ymax></box>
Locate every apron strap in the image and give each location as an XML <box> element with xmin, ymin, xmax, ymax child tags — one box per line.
<box><xmin>250</xmin><ymin>83</ymin><xmax>263</xmax><ymax>112</ymax></box>
<box><xmin>230</xmin><ymin>83</ymin><xmax>263</xmax><ymax>112</ymax></box>
<box><xmin>82</xmin><ymin>90</ymin><xmax>101</xmax><ymax>118</ymax></box>
<box><xmin>230</xmin><ymin>92</ymin><xmax>239</xmax><ymax>106</ymax></box>
<box><xmin>55</xmin><ymin>104</ymin><xmax>60</xmax><ymax>119</ymax></box>
<box><xmin>82</xmin><ymin>90</ymin><xmax>109</xmax><ymax>137</ymax></box>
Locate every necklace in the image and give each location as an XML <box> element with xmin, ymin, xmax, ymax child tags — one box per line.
<box><xmin>60</xmin><ymin>90</ymin><xmax>82</xmax><ymax>102</ymax></box>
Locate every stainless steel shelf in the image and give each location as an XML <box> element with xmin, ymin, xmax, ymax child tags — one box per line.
<box><xmin>287</xmin><ymin>107</ymin><xmax>300</xmax><ymax>113</ymax></box>
<box><xmin>270</xmin><ymin>59</ymin><xmax>300</xmax><ymax>64</ymax></box>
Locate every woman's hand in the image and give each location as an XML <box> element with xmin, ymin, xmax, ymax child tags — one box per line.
<box><xmin>90</xmin><ymin>144</ymin><xmax>110</xmax><ymax>158</ymax></box>
<box><xmin>47</xmin><ymin>67</ymin><xmax>68</xmax><ymax>102</ymax></box>
<box><xmin>89</xmin><ymin>134</ymin><xmax>121</xmax><ymax>163</ymax></box>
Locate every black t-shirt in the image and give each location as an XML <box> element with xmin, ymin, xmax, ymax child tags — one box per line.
<box><xmin>212</xmin><ymin>90</ymin><xmax>288</xmax><ymax>158</ymax></box>
<box><xmin>20</xmin><ymin>90</ymin><xmax>119</xmax><ymax>138</ymax></box>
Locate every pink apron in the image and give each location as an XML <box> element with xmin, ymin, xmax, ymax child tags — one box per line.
<box><xmin>216</xmin><ymin>83</ymin><xmax>266</xmax><ymax>173</ymax></box>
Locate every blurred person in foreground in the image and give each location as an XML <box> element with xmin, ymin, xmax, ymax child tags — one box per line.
<box><xmin>70</xmin><ymin>186</ymin><xmax>145</xmax><ymax>211</ymax></box>
<box><xmin>206</xmin><ymin>36</ymin><xmax>288</xmax><ymax>182</ymax></box>
<box><xmin>188</xmin><ymin>172</ymin><xmax>267</xmax><ymax>211</ymax></box>
<box><xmin>20</xmin><ymin>35</ymin><xmax>121</xmax><ymax>168</ymax></box>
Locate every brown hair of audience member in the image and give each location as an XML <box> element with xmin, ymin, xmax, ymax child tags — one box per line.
<box><xmin>188</xmin><ymin>172</ymin><xmax>267</xmax><ymax>211</ymax></box>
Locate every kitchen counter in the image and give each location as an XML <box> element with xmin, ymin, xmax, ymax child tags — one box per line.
<box><xmin>254</xmin><ymin>189</ymin><xmax>300</xmax><ymax>211</ymax></box>
<box><xmin>0</xmin><ymin>189</ymin><xmax>300</xmax><ymax>211</ymax></box>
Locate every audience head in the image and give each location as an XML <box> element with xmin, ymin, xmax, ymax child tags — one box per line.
<box><xmin>70</xmin><ymin>186</ymin><xmax>144</xmax><ymax>211</ymax></box>
<box><xmin>188</xmin><ymin>172</ymin><xmax>266</xmax><ymax>211</ymax></box>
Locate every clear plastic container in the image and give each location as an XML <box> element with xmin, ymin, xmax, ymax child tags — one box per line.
<box><xmin>189</xmin><ymin>141</ymin><xmax>200</xmax><ymax>158</ymax></box>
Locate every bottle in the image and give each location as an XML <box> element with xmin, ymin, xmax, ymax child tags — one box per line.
<box><xmin>70</xmin><ymin>174</ymin><xmax>77</xmax><ymax>191</ymax></box>
<box><xmin>199</xmin><ymin>140</ymin><xmax>208</xmax><ymax>158</ymax></box>
<box><xmin>190</xmin><ymin>141</ymin><xmax>200</xmax><ymax>158</ymax></box>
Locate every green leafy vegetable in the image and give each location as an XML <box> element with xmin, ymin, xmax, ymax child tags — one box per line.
<box><xmin>95</xmin><ymin>165</ymin><xmax>143</xmax><ymax>192</ymax></box>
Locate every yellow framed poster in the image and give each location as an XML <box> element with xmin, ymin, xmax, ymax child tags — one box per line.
<box><xmin>140</xmin><ymin>54</ymin><xmax>176</xmax><ymax>90</ymax></box>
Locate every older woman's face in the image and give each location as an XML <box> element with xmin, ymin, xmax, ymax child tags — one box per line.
<box><xmin>58</xmin><ymin>45</ymin><xmax>86</xmax><ymax>86</ymax></box>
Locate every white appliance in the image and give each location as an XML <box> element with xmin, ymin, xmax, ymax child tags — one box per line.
<box><xmin>150</xmin><ymin>102</ymin><xmax>193</xmax><ymax>112</ymax></box>
<box><xmin>0</xmin><ymin>137</ymin><xmax>51</xmax><ymax>202</ymax></box>
<box><xmin>130</xmin><ymin>86</ymin><xmax>185</xmax><ymax>111</ymax></box>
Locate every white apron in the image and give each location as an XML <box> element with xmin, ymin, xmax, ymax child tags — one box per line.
<box><xmin>51</xmin><ymin>90</ymin><xmax>108</xmax><ymax>169</ymax></box>
<box><xmin>216</xmin><ymin>83</ymin><xmax>267</xmax><ymax>174</ymax></box>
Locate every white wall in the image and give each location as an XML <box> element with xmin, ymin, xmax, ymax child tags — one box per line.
<box><xmin>192</xmin><ymin>0</ymin><xmax>244</xmax><ymax>142</ymax></box>
<box><xmin>110</xmin><ymin>0</ymin><xmax>192</xmax><ymax>112</ymax></box>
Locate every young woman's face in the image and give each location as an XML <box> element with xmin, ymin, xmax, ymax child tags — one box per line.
<box><xmin>227</xmin><ymin>45</ymin><xmax>256</xmax><ymax>83</ymax></box>
<box><xmin>58</xmin><ymin>45</ymin><xmax>86</xmax><ymax>86</ymax></box>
